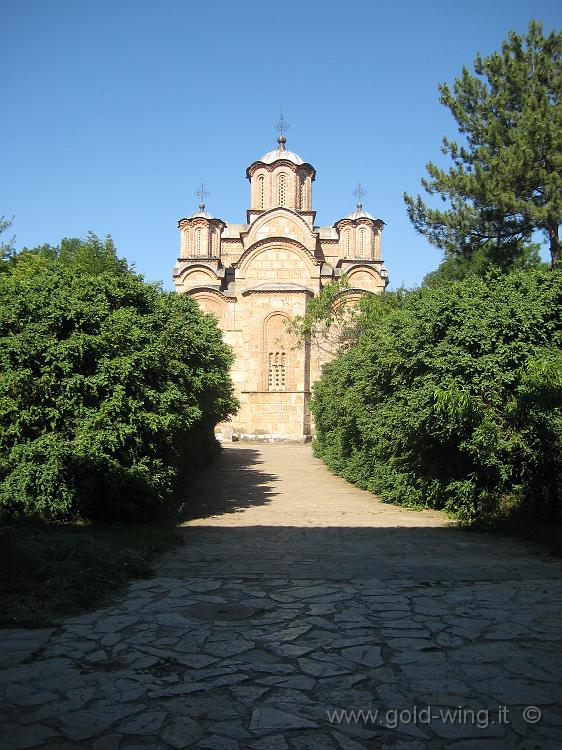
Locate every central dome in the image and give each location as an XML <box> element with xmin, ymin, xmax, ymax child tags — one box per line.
<box><xmin>258</xmin><ymin>135</ymin><xmax>304</xmax><ymax>166</ymax></box>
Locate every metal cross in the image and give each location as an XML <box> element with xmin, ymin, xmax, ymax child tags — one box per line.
<box><xmin>353</xmin><ymin>183</ymin><xmax>367</xmax><ymax>204</ymax></box>
<box><xmin>275</xmin><ymin>108</ymin><xmax>290</xmax><ymax>137</ymax></box>
<box><xmin>195</xmin><ymin>182</ymin><xmax>210</xmax><ymax>204</ymax></box>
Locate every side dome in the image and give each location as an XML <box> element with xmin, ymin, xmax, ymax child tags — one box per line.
<box><xmin>346</xmin><ymin>204</ymin><xmax>375</xmax><ymax>221</ymax></box>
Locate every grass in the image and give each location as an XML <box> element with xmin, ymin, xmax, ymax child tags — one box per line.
<box><xmin>0</xmin><ymin>521</ymin><xmax>183</xmax><ymax>628</ymax></box>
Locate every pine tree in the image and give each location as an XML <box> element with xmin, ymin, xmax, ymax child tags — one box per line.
<box><xmin>404</xmin><ymin>20</ymin><xmax>562</xmax><ymax>267</ymax></box>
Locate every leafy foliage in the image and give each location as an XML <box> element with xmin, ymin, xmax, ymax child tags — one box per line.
<box><xmin>0</xmin><ymin>243</ymin><xmax>237</xmax><ymax>522</ymax></box>
<box><xmin>404</xmin><ymin>20</ymin><xmax>562</xmax><ymax>267</ymax></box>
<box><xmin>4</xmin><ymin>232</ymin><xmax>130</xmax><ymax>277</ymax></box>
<box><xmin>287</xmin><ymin>278</ymin><xmax>367</xmax><ymax>356</ymax></box>
<box><xmin>311</xmin><ymin>269</ymin><xmax>562</xmax><ymax>523</ymax></box>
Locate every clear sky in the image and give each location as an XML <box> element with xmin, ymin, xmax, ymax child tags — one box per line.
<box><xmin>2</xmin><ymin>1</ymin><xmax>560</xmax><ymax>289</ymax></box>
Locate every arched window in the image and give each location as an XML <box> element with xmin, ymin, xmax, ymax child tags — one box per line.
<box><xmin>345</xmin><ymin>230</ymin><xmax>351</xmax><ymax>257</ymax></box>
<box><xmin>359</xmin><ymin>229</ymin><xmax>366</xmax><ymax>257</ymax></box>
<box><xmin>258</xmin><ymin>175</ymin><xmax>265</xmax><ymax>209</ymax></box>
<box><xmin>195</xmin><ymin>228</ymin><xmax>202</xmax><ymax>256</ymax></box>
<box><xmin>278</xmin><ymin>174</ymin><xmax>286</xmax><ymax>207</ymax></box>
<box><xmin>300</xmin><ymin>174</ymin><xmax>307</xmax><ymax>210</ymax></box>
<box><xmin>268</xmin><ymin>351</ymin><xmax>286</xmax><ymax>391</ymax></box>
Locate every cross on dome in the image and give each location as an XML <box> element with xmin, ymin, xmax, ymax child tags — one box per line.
<box><xmin>195</xmin><ymin>182</ymin><xmax>210</xmax><ymax>211</ymax></box>
<box><xmin>353</xmin><ymin>183</ymin><xmax>367</xmax><ymax>209</ymax></box>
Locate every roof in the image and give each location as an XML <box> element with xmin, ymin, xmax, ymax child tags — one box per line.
<box><xmin>257</xmin><ymin>135</ymin><xmax>304</xmax><ymax>166</ymax></box>
<box><xmin>317</xmin><ymin>225</ymin><xmax>339</xmax><ymax>240</ymax></box>
<box><xmin>259</xmin><ymin>148</ymin><xmax>304</xmax><ymax>166</ymax></box>
<box><xmin>346</xmin><ymin>203</ymin><xmax>375</xmax><ymax>221</ymax></box>
<box><xmin>190</xmin><ymin>203</ymin><xmax>215</xmax><ymax>220</ymax></box>
<box><xmin>242</xmin><ymin>282</ymin><xmax>314</xmax><ymax>295</ymax></box>
<box><xmin>223</xmin><ymin>223</ymin><xmax>248</xmax><ymax>238</ymax></box>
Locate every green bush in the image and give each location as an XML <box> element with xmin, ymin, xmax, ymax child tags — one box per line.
<box><xmin>311</xmin><ymin>269</ymin><xmax>562</xmax><ymax>523</ymax></box>
<box><xmin>0</xmin><ymin>263</ymin><xmax>237</xmax><ymax>522</ymax></box>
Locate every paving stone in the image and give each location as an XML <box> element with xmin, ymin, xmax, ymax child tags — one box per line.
<box><xmin>117</xmin><ymin>710</ymin><xmax>167</xmax><ymax>734</ymax></box>
<box><xmin>184</xmin><ymin>580</ymin><xmax>222</xmax><ymax>592</ymax></box>
<box><xmin>250</xmin><ymin>735</ymin><xmax>289</xmax><ymax>750</ymax></box>
<box><xmin>471</xmin><ymin>676</ymin><xmax>556</xmax><ymax>705</ymax></box>
<box><xmin>0</xmin><ymin>724</ymin><xmax>60</xmax><ymax>750</ymax></box>
<box><xmin>428</xmin><ymin>719</ymin><xmax>507</xmax><ymax>740</ymax></box>
<box><xmin>250</xmin><ymin>707</ymin><xmax>319</xmax><ymax>732</ymax></box>
<box><xmin>198</xmin><ymin>736</ymin><xmax>238</xmax><ymax>750</ymax></box>
<box><xmin>290</xmin><ymin>735</ymin><xmax>338</xmax><ymax>749</ymax></box>
<box><xmin>264</xmin><ymin>688</ymin><xmax>313</xmax><ymax>705</ymax></box>
<box><xmin>256</xmin><ymin>625</ymin><xmax>312</xmax><ymax>643</ymax></box>
<box><xmin>339</xmin><ymin>645</ymin><xmax>384</xmax><ymax>668</ymax></box>
<box><xmin>91</xmin><ymin>736</ymin><xmax>122</xmax><ymax>750</ymax></box>
<box><xmin>298</xmin><ymin>657</ymin><xmax>353</xmax><ymax>678</ymax></box>
<box><xmin>229</xmin><ymin>686</ymin><xmax>270</xmax><ymax>702</ymax></box>
<box><xmin>268</xmin><ymin>641</ymin><xmax>316</xmax><ymax>658</ymax></box>
<box><xmin>331</xmin><ymin>731</ymin><xmax>370</xmax><ymax>749</ymax></box>
<box><xmin>58</xmin><ymin>703</ymin><xmax>143</xmax><ymax>741</ymax></box>
<box><xmin>2</xmin><ymin>445</ymin><xmax>562</xmax><ymax>750</ymax></box>
<box><xmin>317</xmin><ymin>674</ymin><xmax>367</xmax><ymax>691</ymax></box>
<box><xmin>240</xmin><ymin>648</ymin><xmax>282</xmax><ymax>665</ymax></box>
<box><xmin>161</xmin><ymin>716</ymin><xmax>204</xmax><ymax>748</ymax></box>
<box><xmin>291</xmin><ymin>586</ymin><xmax>340</xmax><ymax>599</ymax></box>
<box><xmin>328</xmin><ymin>636</ymin><xmax>375</xmax><ymax>649</ymax></box>
<box><xmin>156</xmin><ymin>613</ymin><xmax>193</xmax><ymax>628</ymax></box>
<box><xmin>435</xmin><ymin>632</ymin><xmax>465</xmax><ymax>647</ymax></box>
<box><xmin>445</xmin><ymin>742</ymin><xmax>515</xmax><ymax>750</ymax></box>
<box><xmin>204</xmin><ymin>640</ymin><xmax>254</xmax><ymax>658</ymax></box>
<box><xmin>174</xmin><ymin>653</ymin><xmax>219</xmax><ymax>669</ymax></box>
<box><xmin>258</xmin><ymin>674</ymin><xmax>316</xmax><ymax>690</ymax></box>
<box><xmin>212</xmin><ymin>720</ymin><xmax>251</xmax><ymax>739</ymax></box>
<box><xmin>11</xmin><ymin>689</ymin><xmax>58</xmax><ymax>706</ymax></box>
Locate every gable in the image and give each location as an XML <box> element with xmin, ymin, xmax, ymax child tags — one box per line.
<box><xmin>246</xmin><ymin>209</ymin><xmax>314</xmax><ymax>250</ymax></box>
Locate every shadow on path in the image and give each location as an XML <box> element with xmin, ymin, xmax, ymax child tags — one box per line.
<box><xmin>183</xmin><ymin>446</ymin><xmax>278</xmax><ymax>521</ymax></box>
<box><xmin>158</xmin><ymin>524</ymin><xmax>562</xmax><ymax>582</ymax></box>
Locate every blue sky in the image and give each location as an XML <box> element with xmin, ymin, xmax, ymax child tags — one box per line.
<box><xmin>2</xmin><ymin>1</ymin><xmax>560</xmax><ymax>289</ymax></box>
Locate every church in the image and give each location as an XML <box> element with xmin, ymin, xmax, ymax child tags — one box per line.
<box><xmin>173</xmin><ymin>133</ymin><xmax>389</xmax><ymax>441</ymax></box>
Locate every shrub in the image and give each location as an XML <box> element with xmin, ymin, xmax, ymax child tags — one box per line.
<box><xmin>311</xmin><ymin>268</ymin><xmax>562</xmax><ymax>523</ymax></box>
<box><xmin>0</xmin><ymin>265</ymin><xmax>237</xmax><ymax>522</ymax></box>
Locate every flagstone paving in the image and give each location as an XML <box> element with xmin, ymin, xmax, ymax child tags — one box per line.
<box><xmin>1</xmin><ymin>444</ymin><xmax>562</xmax><ymax>749</ymax></box>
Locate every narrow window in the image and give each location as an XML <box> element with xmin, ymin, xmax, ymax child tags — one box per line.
<box><xmin>278</xmin><ymin>174</ymin><xmax>286</xmax><ymax>207</ymax></box>
<box><xmin>300</xmin><ymin>175</ymin><xmax>307</xmax><ymax>209</ymax></box>
<box><xmin>359</xmin><ymin>229</ymin><xmax>365</xmax><ymax>257</ymax></box>
<box><xmin>345</xmin><ymin>230</ymin><xmax>351</xmax><ymax>257</ymax></box>
<box><xmin>258</xmin><ymin>175</ymin><xmax>265</xmax><ymax>209</ymax></box>
<box><xmin>195</xmin><ymin>228</ymin><xmax>202</xmax><ymax>256</ymax></box>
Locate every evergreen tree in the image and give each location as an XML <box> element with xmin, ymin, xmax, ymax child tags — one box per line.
<box><xmin>0</xmin><ymin>215</ymin><xmax>15</xmax><ymax>269</ymax></box>
<box><xmin>404</xmin><ymin>20</ymin><xmax>562</xmax><ymax>267</ymax></box>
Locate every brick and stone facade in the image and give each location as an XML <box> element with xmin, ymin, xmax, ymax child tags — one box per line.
<box><xmin>173</xmin><ymin>136</ymin><xmax>389</xmax><ymax>441</ymax></box>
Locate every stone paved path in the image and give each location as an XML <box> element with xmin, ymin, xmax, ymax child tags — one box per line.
<box><xmin>1</xmin><ymin>444</ymin><xmax>562</xmax><ymax>750</ymax></box>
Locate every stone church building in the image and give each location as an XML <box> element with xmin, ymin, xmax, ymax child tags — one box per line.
<box><xmin>173</xmin><ymin>135</ymin><xmax>389</xmax><ymax>441</ymax></box>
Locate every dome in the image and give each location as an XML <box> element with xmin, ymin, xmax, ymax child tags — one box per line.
<box><xmin>346</xmin><ymin>203</ymin><xmax>374</xmax><ymax>221</ymax></box>
<box><xmin>259</xmin><ymin>148</ymin><xmax>304</xmax><ymax>166</ymax></box>
<box><xmin>190</xmin><ymin>203</ymin><xmax>215</xmax><ymax>220</ymax></box>
<box><xmin>257</xmin><ymin>135</ymin><xmax>304</xmax><ymax>166</ymax></box>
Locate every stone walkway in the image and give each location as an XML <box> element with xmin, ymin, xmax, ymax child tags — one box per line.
<box><xmin>1</xmin><ymin>444</ymin><xmax>562</xmax><ymax>750</ymax></box>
